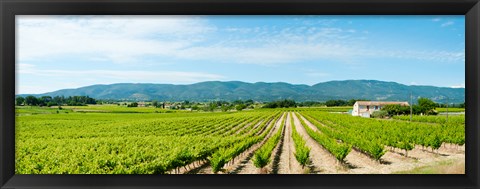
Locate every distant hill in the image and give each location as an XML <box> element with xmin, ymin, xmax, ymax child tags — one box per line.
<box><xmin>21</xmin><ymin>80</ymin><xmax>465</xmax><ymax>103</ymax></box>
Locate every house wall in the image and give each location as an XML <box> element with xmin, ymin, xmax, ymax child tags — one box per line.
<box><xmin>352</xmin><ymin>104</ymin><xmax>384</xmax><ymax>117</ymax></box>
<box><xmin>352</xmin><ymin>103</ymin><xmax>359</xmax><ymax>116</ymax></box>
<box><xmin>353</xmin><ymin>102</ymin><xmax>408</xmax><ymax>117</ymax></box>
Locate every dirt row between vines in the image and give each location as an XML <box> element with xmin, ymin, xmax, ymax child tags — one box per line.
<box><xmin>291</xmin><ymin>112</ymin><xmax>345</xmax><ymax>173</ymax></box>
<box><xmin>275</xmin><ymin>113</ymin><xmax>308</xmax><ymax>174</ymax></box>
<box><xmin>295</xmin><ymin>112</ymin><xmax>465</xmax><ymax>174</ymax></box>
<box><xmin>229</xmin><ymin>113</ymin><xmax>286</xmax><ymax>174</ymax></box>
<box><xmin>185</xmin><ymin>113</ymin><xmax>285</xmax><ymax>174</ymax></box>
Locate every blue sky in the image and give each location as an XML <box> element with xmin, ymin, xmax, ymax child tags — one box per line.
<box><xmin>16</xmin><ymin>15</ymin><xmax>465</xmax><ymax>94</ymax></box>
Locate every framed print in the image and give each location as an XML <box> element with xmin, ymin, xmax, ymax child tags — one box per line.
<box><xmin>1</xmin><ymin>0</ymin><xmax>479</xmax><ymax>188</ymax></box>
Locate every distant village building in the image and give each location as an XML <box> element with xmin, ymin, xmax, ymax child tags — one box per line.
<box><xmin>138</xmin><ymin>102</ymin><xmax>146</xmax><ymax>107</ymax></box>
<box><xmin>352</xmin><ymin>101</ymin><xmax>409</xmax><ymax>118</ymax></box>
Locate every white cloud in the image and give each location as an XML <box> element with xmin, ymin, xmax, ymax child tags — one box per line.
<box><xmin>432</xmin><ymin>18</ymin><xmax>441</xmax><ymax>22</ymax></box>
<box><xmin>20</xmin><ymin>67</ymin><xmax>224</xmax><ymax>82</ymax></box>
<box><xmin>353</xmin><ymin>48</ymin><xmax>464</xmax><ymax>63</ymax></box>
<box><xmin>17</xmin><ymin>16</ymin><xmax>464</xmax><ymax>68</ymax></box>
<box><xmin>450</xmin><ymin>84</ymin><xmax>465</xmax><ymax>88</ymax></box>
<box><xmin>17</xmin><ymin>63</ymin><xmax>36</xmax><ymax>74</ymax></box>
<box><xmin>441</xmin><ymin>21</ymin><xmax>454</xmax><ymax>27</ymax></box>
<box><xmin>28</xmin><ymin>69</ymin><xmax>224</xmax><ymax>81</ymax></box>
<box><xmin>17</xmin><ymin>15</ymin><xmax>214</xmax><ymax>64</ymax></box>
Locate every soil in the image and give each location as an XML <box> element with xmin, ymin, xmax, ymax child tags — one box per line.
<box><xmin>276</xmin><ymin>113</ymin><xmax>309</xmax><ymax>174</ymax></box>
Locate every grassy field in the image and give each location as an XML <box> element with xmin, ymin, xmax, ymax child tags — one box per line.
<box><xmin>436</xmin><ymin>108</ymin><xmax>465</xmax><ymax>113</ymax></box>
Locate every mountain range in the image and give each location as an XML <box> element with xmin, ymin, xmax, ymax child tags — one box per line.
<box><xmin>21</xmin><ymin>80</ymin><xmax>465</xmax><ymax>103</ymax></box>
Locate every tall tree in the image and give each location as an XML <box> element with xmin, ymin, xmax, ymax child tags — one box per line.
<box><xmin>417</xmin><ymin>97</ymin><xmax>436</xmax><ymax>115</ymax></box>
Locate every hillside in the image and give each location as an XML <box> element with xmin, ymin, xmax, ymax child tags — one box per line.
<box><xmin>22</xmin><ymin>80</ymin><xmax>465</xmax><ymax>103</ymax></box>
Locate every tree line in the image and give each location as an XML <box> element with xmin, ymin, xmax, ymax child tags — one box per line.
<box><xmin>378</xmin><ymin>98</ymin><xmax>440</xmax><ymax>117</ymax></box>
<box><xmin>262</xmin><ymin>98</ymin><xmax>368</xmax><ymax>108</ymax></box>
<box><xmin>16</xmin><ymin>95</ymin><xmax>97</xmax><ymax>107</ymax></box>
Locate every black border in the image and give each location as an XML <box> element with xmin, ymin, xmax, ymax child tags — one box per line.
<box><xmin>1</xmin><ymin>0</ymin><xmax>479</xmax><ymax>189</ymax></box>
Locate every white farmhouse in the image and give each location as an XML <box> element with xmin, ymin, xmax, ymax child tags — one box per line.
<box><xmin>352</xmin><ymin>101</ymin><xmax>409</xmax><ymax>118</ymax></box>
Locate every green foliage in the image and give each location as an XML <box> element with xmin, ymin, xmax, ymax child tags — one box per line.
<box><xmin>418</xmin><ymin>98</ymin><xmax>436</xmax><ymax>110</ymax></box>
<box><xmin>414</xmin><ymin>97</ymin><xmax>437</xmax><ymax>115</ymax></box>
<box><xmin>16</xmin><ymin>110</ymin><xmax>280</xmax><ymax>174</ymax></box>
<box><xmin>393</xmin><ymin>115</ymin><xmax>464</xmax><ymax>125</ymax></box>
<box><xmin>290</xmin><ymin>113</ymin><xmax>310</xmax><ymax>168</ymax></box>
<box><xmin>209</xmin><ymin>152</ymin><xmax>225</xmax><ymax>173</ymax></box>
<box><xmin>368</xmin><ymin>143</ymin><xmax>386</xmax><ymax>160</ymax></box>
<box><xmin>299</xmin><ymin>110</ymin><xmax>464</xmax><ymax>160</ymax></box>
<box><xmin>127</xmin><ymin>102</ymin><xmax>138</xmax><ymax>107</ymax></box>
<box><xmin>204</xmin><ymin>102</ymin><xmax>217</xmax><ymax>112</ymax></box>
<box><xmin>371</xmin><ymin>110</ymin><xmax>388</xmax><ymax>118</ymax></box>
<box><xmin>209</xmin><ymin>112</ymin><xmax>282</xmax><ymax>173</ymax></box>
<box><xmin>16</xmin><ymin>96</ymin><xmax>25</xmax><ymax>106</ymax></box>
<box><xmin>236</xmin><ymin>104</ymin><xmax>247</xmax><ymax>111</ymax></box>
<box><xmin>152</xmin><ymin>101</ymin><xmax>160</xmax><ymax>108</ymax></box>
<box><xmin>25</xmin><ymin>96</ymin><xmax>39</xmax><ymax>106</ymax></box>
<box><xmin>325</xmin><ymin>99</ymin><xmax>368</xmax><ymax>107</ymax></box>
<box><xmin>296</xmin><ymin>112</ymin><xmax>351</xmax><ymax>161</ymax></box>
<box><xmin>347</xmin><ymin>99</ymin><xmax>369</xmax><ymax>106</ymax></box>
<box><xmin>429</xmin><ymin>135</ymin><xmax>442</xmax><ymax>150</ymax></box>
<box><xmin>253</xmin><ymin>114</ymin><xmax>286</xmax><ymax>168</ymax></box>
<box><xmin>382</xmin><ymin>104</ymin><xmax>410</xmax><ymax>115</ymax></box>
<box><xmin>325</xmin><ymin>100</ymin><xmax>348</xmax><ymax>107</ymax></box>
<box><xmin>263</xmin><ymin>99</ymin><xmax>296</xmax><ymax>108</ymax></box>
<box><xmin>297</xmin><ymin>101</ymin><xmax>324</xmax><ymax>107</ymax></box>
<box><xmin>20</xmin><ymin>95</ymin><xmax>97</xmax><ymax>107</ymax></box>
<box><xmin>436</xmin><ymin>107</ymin><xmax>465</xmax><ymax>112</ymax></box>
<box><xmin>15</xmin><ymin>106</ymin><xmax>464</xmax><ymax>174</ymax></box>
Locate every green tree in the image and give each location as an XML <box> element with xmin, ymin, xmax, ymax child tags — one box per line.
<box><xmin>25</xmin><ymin>95</ymin><xmax>38</xmax><ymax>106</ymax></box>
<box><xmin>417</xmin><ymin>97</ymin><xmax>437</xmax><ymax>115</ymax></box>
<box><xmin>382</xmin><ymin>104</ymin><xmax>410</xmax><ymax>115</ymax></box>
<box><xmin>245</xmin><ymin>99</ymin><xmax>254</xmax><ymax>106</ymax></box>
<box><xmin>347</xmin><ymin>99</ymin><xmax>369</xmax><ymax>106</ymax></box>
<box><xmin>263</xmin><ymin>99</ymin><xmax>297</xmax><ymax>108</ymax></box>
<box><xmin>203</xmin><ymin>102</ymin><xmax>216</xmax><ymax>112</ymax></box>
<box><xmin>325</xmin><ymin>99</ymin><xmax>347</xmax><ymax>107</ymax></box>
<box><xmin>235</xmin><ymin>104</ymin><xmax>247</xmax><ymax>111</ymax></box>
<box><xmin>127</xmin><ymin>102</ymin><xmax>138</xmax><ymax>107</ymax></box>
<box><xmin>39</xmin><ymin>96</ymin><xmax>52</xmax><ymax>106</ymax></box>
<box><xmin>221</xmin><ymin>104</ymin><xmax>231</xmax><ymax>112</ymax></box>
<box><xmin>15</xmin><ymin>96</ymin><xmax>25</xmax><ymax>106</ymax></box>
<box><xmin>232</xmin><ymin>100</ymin><xmax>244</xmax><ymax>105</ymax></box>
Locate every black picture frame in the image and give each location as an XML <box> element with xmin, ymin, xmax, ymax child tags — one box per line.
<box><xmin>1</xmin><ymin>0</ymin><xmax>479</xmax><ymax>189</ymax></box>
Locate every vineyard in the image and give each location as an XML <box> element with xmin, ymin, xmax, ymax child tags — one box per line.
<box><xmin>15</xmin><ymin>106</ymin><xmax>465</xmax><ymax>174</ymax></box>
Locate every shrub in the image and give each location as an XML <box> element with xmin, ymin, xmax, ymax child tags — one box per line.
<box><xmin>371</xmin><ymin>110</ymin><xmax>388</xmax><ymax>118</ymax></box>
